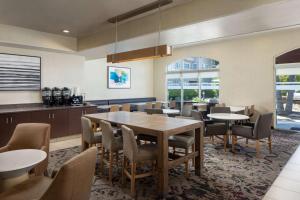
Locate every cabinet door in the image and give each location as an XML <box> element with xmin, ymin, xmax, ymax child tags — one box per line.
<box><xmin>68</xmin><ymin>107</ymin><xmax>83</xmax><ymax>135</ymax></box>
<box><xmin>31</xmin><ymin>111</ymin><xmax>52</xmax><ymax>124</ymax></box>
<box><xmin>51</xmin><ymin>109</ymin><xmax>69</xmax><ymax>138</ymax></box>
<box><xmin>11</xmin><ymin>111</ymin><xmax>32</xmax><ymax>129</ymax></box>
<box><xmin>0</xmin><ymin>114</ymin><xmax>13</xmax><ymax>147</ymax></box>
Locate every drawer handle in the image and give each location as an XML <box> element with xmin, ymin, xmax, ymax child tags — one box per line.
<box><xmin>10</xmin><ymin>117</ymin><xmax>13</xmax><ymax>123</ymax></box>
<box><xmin>52</xmin><ymin>114</ymin><xmax>55</xmax><ymax>119</ymax></box>
<box><xmin>48</xmin><ymin>114</ymin><xmax>51</xmax><ymax>119</ymax></box>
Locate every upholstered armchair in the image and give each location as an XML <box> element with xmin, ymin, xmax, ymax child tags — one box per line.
<box><xmin>231</xmin><ymin>113</ymin><xmax>273</xmax><ymax>157</ymax></box>
<box><xmin>0</xmin><ymin>123</ymin><xmax>50</xmax><ymax>176</ymax></box>
<box><xmin>0</xmin><ymin>147</ymin><xmax>97</xmax><ymax>200</ymax></box>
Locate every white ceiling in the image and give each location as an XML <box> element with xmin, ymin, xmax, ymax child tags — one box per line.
<box><xmin>0</xmin><ymin>0</ymin><xmax>187</xmax><ymax>37</ymax></box>
<box><xmin>79</xmin><ymin>0</ymin><xmax>300</xmax><ymax>60</ymax></box>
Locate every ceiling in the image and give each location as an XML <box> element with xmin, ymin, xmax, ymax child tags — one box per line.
<box><xmin>0</xmin><ymin>0</ymin><xmax>188</xmax><ymax>37</ymax></box>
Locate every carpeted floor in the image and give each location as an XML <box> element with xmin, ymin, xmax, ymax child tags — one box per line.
<box><xmin>48</xmin><ymin>130</ymin><xmax>300</xmax><ymax>200</ymax></box>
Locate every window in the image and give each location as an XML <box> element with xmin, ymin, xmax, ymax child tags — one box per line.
<box><xmin>166</xmin><ymin>57</ymin><xmax>220</xmax><ymax>109</ymax></box>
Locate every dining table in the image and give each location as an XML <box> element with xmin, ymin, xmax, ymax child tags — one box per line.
<box><xmin>85</xmin><ymin>111</ymin><xmax>204</xmax><ymax>198</ymax></box>
<box><xmin>0</xmin><ymin>149</ymin><xmax>47</xmax><ymax>192</ymax></box>
<box><xmin>162</xmin><ymin>109</ymin><xmax>180</xmax><ymax>114</ymax></box>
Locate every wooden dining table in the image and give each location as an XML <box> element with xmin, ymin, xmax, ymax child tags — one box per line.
<box><xmin>84</xmin><ymin>111</ymin><xmax>204</xmax><ymax>198</ymax></box>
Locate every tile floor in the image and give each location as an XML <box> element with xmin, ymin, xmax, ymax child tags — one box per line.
<box><xmin>263</xmin><ymin>146</ymin><xmax>300</xmax><ymax>200</ymax></box>
<box><xmin>49</xmin><ymin>135</ymin><xmax>81</xmax><ymax>152</ymax></box>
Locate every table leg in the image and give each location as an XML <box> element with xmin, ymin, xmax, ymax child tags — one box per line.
<box><xmin>195</xmin><ymin>126</ymin><xmax>204</xmax><ymax>176</ymax></box>
<box><xmin>157</xmin><ymin>133</ymin><xmax>169</xmax><ymax>198</ymax></box>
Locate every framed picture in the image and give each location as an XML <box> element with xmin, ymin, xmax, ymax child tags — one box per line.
<box><xmin>0</xmin><ymin>53</ymin><xmax>41</xmax><ymax>91</ymax></box>
<box><xmin>107</xmin><ymin>66</ymin><xmax>131</xmax><ymax>89</ymax></box>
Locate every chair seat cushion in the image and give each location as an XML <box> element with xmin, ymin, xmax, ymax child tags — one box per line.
<box><xmin>168</xmin><ymin>135</ymin><xmax>195</xmax><ymax>149</ymax></box>
<box><xmin>0</xmin><ymin>176</ymin><xmax>52</xmax><ymax>200</ymax></box>
<box><xmin>232</xmin><ymin>125</ymin><xmax>255</xmax><ymax>139</ymax></box>
<box><xmin>136</xmin><ymin>144</ymin><xmax>158</xmax><ymax>161</ymax></box>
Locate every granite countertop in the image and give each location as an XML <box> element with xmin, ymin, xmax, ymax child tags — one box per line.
<box><xmin>0</xmin><ymin>104</ymin><xmax>97</xmax><ymax>114</ymax></box>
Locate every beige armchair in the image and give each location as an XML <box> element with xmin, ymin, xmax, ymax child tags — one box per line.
<box><xmin>0</xmin><ymin>123</ymin><xmax>50</xmax><ymax>176</ymax></box>
<box><xmin>0</xmin><ymin>147</ymin><xmax>97</xmax><ymax>200</ymax></box>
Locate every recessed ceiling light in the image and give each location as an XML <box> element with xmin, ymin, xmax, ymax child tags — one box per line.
<box><xmin>62</xmin><ymin>29</ymin><xmax>70</xmax><ymax>33</ymax></box>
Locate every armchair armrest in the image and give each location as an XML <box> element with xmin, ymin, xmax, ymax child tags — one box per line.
<box><xmin>232</xmin><ymin>125</ymin><xmax>254</xmax><ymax>139</ymax></box>
<box><xmin>0</xmin><ymin>145</ymin><xmax>9</xmax><ymax>153</ymax></box>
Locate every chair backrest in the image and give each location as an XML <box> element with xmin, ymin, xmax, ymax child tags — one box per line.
<box><xmin>152</xmin><ymin>113</ymin><xmax>168</xmax><ymax>117</ymax></box>
<box><xmin>215</xmin><ymin>103</ymin><xmax>226</xmax><ymax>107</ymax></box>
<box><xmin>122</xmin><ymin>104</ymin><xmax>131</xmax><ymax>112</ymax></box>
<box><xmin>169</xmin><ymin>100</ymin><xmax>176</xmax><ymax>109</ymax></box>
<box><xmin>253</xmin><ymin>113</ymin><xmax>273</xmax><ymax>139</ymax></box>
<box><xmin>210</xmin><ymin>106</ymin><xmax>231</xmax><ymax>113</ymax></box>
<box><xmin>182</xmin><ymin>104</ymin><xmax>193</xmax><ymax>117</ymax></box>
<box><xmin>145</xmin><ymin>108</ymin><xmax>163</xmax><ymax>115</ymax></box>
<box><xmin>81</xmin><ymin>117</ymin><xmax>94</xmax><ymax>143</ymax></box>
<box><xmin>191</xmin><ymin>110</ymin><xmax>204</xmax><ymax>120</ymax></box>
<box><xmin>6</xmin><ymin>123</ymin><xmax>50</xmax><ymax>151</ymax></box>
<box><xmin>99</xmin><ymin>120</ymin><xmax>115</xmax><ymax>150</ymax></box>
<box><xmin>137</xmin><ymin>105</ymin><xmax>144</xmax><ymax>112</ymax></box>
<box><xmin>246</xmin><ymin>105</ymin><xmax>255</xmax><ymax>116</ymax></box>
<box><xmin>41</xmin><ymin>147</ymin><xmax>97</xmax><ymax>200</ymax></box>
<box><xmin>110</xmin><ymin>105</ymin><xmax>119</xmax><ymax>112</ymax></box>
<box><xmin>145</xmin><ymin>102</ymin><xmax>153</xmax><ymax>109</ymax></box>
<box><xmin>154</xmin><ymin>102</ymin><xmax>162</xmax><ymax>109</ymax></box>
<box><xmin>121</xmin><ymin>125</ymin><xmax>138</xmax><ymax>162</ymax></box>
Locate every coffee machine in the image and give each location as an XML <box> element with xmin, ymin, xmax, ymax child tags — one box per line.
<box><xmin>41</xmin><ymin>87</ymin><xmax>52</xmax><ymax>106</ymax></box>
<box><xmin>52</xmin><ymin>87</ymin><xmax>62</xmax><ymax>106</ymax></box>
<box><xmin>62</xmin><ymin>87</ymin><xmax>72</xmax><ymax>105</ymax></box>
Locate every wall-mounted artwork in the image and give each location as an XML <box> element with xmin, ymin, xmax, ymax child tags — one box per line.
<box><xmin>107</xmin><ymin>66</ymin><xmax>131</xmax><ymax>89</ymax></box>
<box><xmin>0</xmin><ymin>53</ymin><xmax>41</xmax><ymax>91</ymax></box>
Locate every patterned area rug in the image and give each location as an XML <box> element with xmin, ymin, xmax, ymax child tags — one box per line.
<box><xmin>48</xmin><ymin>130</ymin><xmax>300</xmax><ymax>200</ymax></box>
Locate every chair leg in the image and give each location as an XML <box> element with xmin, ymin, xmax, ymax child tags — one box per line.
<box><xmin>223</xmin><ymin>134</ymin><xmax>227</xmax><ymax>152</ymax></box>
<box><xmin>130</xmin><ymin>162</ymin><xmax>136</xmax><ymax>197</ymax></box>
<box><xmin>256</xmin><ymin>140</ymin><xmax>260</xmax><ymax>158</ymax></box>
<box><xmin>212</xmin><ymin>136</ymin><xmax>215</xmax><ymax>144</ymax></box>
<box><xmin>173</xmin><ymin>146</ymin><xmax>176</xmax><ymax>156</ymax></box>
<box><xmin>268</xmin><ymin>136</ymin><xmax>272</xmax><ymax>153</ymax></box>
<box><xmin>109</xmin><ymin>151</ymin><xmax>113</xmax><ymax>184</ymax></box>
<box><xmin>246</xmin><ymin>139</ymin><xmax>249</xmax><ymax>145</ymax></box>
<box><xmin>192</xmin><ymin>144</ymin><xmax>195</xmax><ymax>167</ymax></box>
<box><xmin>185</xmin><ymin>148</ymin><xmax>189</xmax><ymax>178</ymax></box>
<box><xmin>121</xmin><ymin>157</ymin><xmax>126</xmax><ymax>185</ymax></box>
<box><xmin>100</xmin><ymin>146</ymin><xmax>104</xmax><ymax>175</ymax></box>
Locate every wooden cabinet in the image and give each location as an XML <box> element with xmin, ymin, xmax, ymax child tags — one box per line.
<box><xmin>0</xmin><ymin>112</ymin><xmax>32</xmax><ymax>147</ymax></box>
<box><xmin>68</xmin><ymin>106</ymin><xmax>97</xmax><ymax>135</ymax></box>
<box><xmin>0</xmin><ymin>105</ymin><xmax>97</xmax><ymax>143</ymax></box>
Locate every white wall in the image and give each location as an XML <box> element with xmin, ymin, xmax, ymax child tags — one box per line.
<box><xmin>0</xmin><ymin>46</ymin><xmax>85</xmax><ymax>105</ymax></box>
<box><xmin>154</xmin><ymin>28</ymin><xmax>300</xmax><ymax>113</ymax></box>
<box><xmin>83</xmin><ymin>58</ymin><xmax>154</xmax><ymax>100</ymax></box>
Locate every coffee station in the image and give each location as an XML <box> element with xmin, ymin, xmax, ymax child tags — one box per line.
<box><xmin>0</xmin><ymin>87</ymin><xmax>97</xmax><ymax>145</ymax></box>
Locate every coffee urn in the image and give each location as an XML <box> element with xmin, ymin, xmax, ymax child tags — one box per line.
<box><xmin>62</xmin><ymin>87</ymin><xmax>72</xmax><ymax>105</ymax></box>
<box><xmin>41</xmin><ymin>87</ymin><xmax>52</xmax><ymax>106</ymax></box>
<box><xmin>52</xmin><ymin>87</ymin><xmax>62</xmax><ymax>106</ymax></box>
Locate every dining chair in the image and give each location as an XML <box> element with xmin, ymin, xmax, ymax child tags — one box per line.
<box><xmin>81</xmin><ymin>117</ymin><xmax>102</xmax><ymax>151</ymax></box>
<box><xmin>145</xmin><ymin>102</ymin><xmax>153</xmax><ymax>109</ymax></box>
<box><xmin>154</xmin><ymin>102</ymin><xmax>162</xmax><ymax>109</ymax></box>
<box><xmin>0</xmin><ymin>147</ymin><xmax>97</xmax><ymax>200</ymax></box>
<box><xmin>169</xmin><ymin>100</ymin><xmax>176</xmax><ymax>109</ymax></box>
<box><xmin>110</xmin><ymin>105</ymin><xmax>120</xmax><ymax>112</ymax></box>
<box><xmin>137</xmin><ymin>105</ymin><xmax>145</xmax><ymax>112</ymax></box>
<box><xmin>99</xmin><ymin>120</ymin><xmax>123</xmax><ymax>184</ymax></box>
<box><xmin>121</xmin><ymin>125</ymin><xmax>157</xmax><ymax>198</ymax></box>
<box><xmin>215</xmin><ymin>103</ymin><xmax>226</xmax><ymax>107</ymax></box>
<box><xmin>231</xmin><ymin>113</ymin><xmax>273</xmax><ymax>157</ymax></box>
<box><xmin>181</xmin><ymin>104</ymin><xmax>193</xmax><ymax>117</ymax></box>
<box><xmin>122</xmin><ymin>104</ymin><xmax>131</xmax><ymax>112</ymax></box>
<box><xmin>210</xmin><ymin>106</ymin><xmax>231</xmax><ymax>113</ymax></box>
<box><xmin>0</xmin><ymin>123</ymin><xmax>50</xmax><ymax>176</ymax></box>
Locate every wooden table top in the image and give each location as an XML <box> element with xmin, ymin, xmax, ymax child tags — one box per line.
<box><xmin>85</xmin><ymin>111</ymin><xmax>202</xmax><ymax>135</ymax></box>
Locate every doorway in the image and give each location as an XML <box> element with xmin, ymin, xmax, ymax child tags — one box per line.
<box><xmin>275</xmin><ymin>48</ymin><xmax>300</xmax><ymax>131</ymax></box>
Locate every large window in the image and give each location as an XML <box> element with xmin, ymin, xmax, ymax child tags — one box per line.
<box><xmin>166</xmin><ymin>57</ymin><xmax>219</xmax><ymax>109</ymax></box>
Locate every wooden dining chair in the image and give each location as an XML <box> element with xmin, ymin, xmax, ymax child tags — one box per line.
<box><xmin>110</xmin><ymin>105</ymin><xmax>119</xmax><ymax>112</ymax></box>
<box><xmin>121</xmin><ymin>125</ymin><xmax>157</xmax><ymax>198</ymax></box>
<box><xmin>81</xmin><ymin>117</ymin><xmax>102</xmax><ymax>151</ymax></box>
<box><xmin>99</xmin><ymin>120</ymin><xmax>123</xmax><ymax>184</ymax></box>
<box><xmin>122</xmin><ymin>104</ymin><xmax>131</xmax><ymax>112</ymax></box>
<box><xmin>154</xmin><ymin>102</ymin><xmax>162</xmax><ymax>109</ymax></box>
<box><xmin>169</xmin><ymin>100</ymin><xmax>176</xmax><ymax>109</ymax></box>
